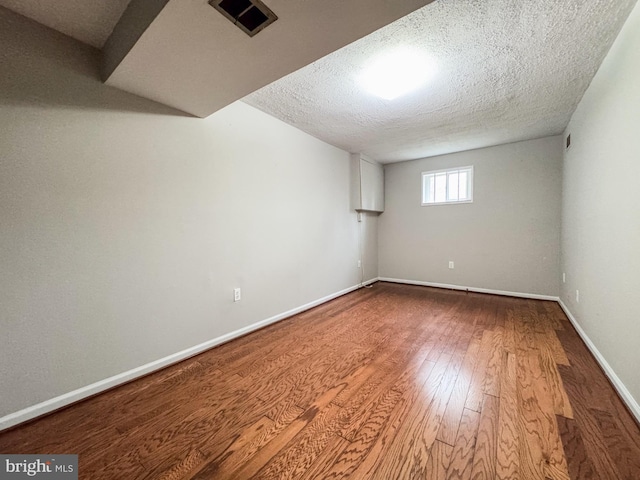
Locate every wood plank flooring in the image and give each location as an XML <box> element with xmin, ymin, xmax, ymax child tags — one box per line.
<box><xmin>1</xmin><ymin>282</ymin><xmax>639</xmax><ymax>479</ymax></box>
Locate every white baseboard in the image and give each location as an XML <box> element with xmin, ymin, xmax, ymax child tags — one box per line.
<box><xmin>361</xmin><ymin>277</ymin><xmax>379</xmax><ymax>287</ymax></box>
<box><xmin>4</xmin><ymin>278</ymin><xmax>636</xmax><ymax>432</ymax></box>
<box><xmin>558</xmin><ymin>300</ymin><xmax>640</xmax><ymax>424</ymax></box>
<box><xmin>378</xmin><ymin>277</ymin><xmax>559</xmax><ymax>301</ymax></box>
<box><xmin>0</xmin><ymin>279</ymin><xmax>378</xmax><ymax>432</ymax></box>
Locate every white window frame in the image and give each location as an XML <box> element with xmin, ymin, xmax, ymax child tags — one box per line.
<box><xmin>421</xmin><ymin>166</ymin><xmax>474</xmax><ymax>206</ymax></box>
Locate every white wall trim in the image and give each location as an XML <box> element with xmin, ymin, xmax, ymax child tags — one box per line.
<box><xmin>378</xmin><ymin>277</ymin><xmax>559</xmax><ymax>301</ymax></box>
<box><xmin>558</xmin><ymin>300</ymin><xmax>640</xmax><ymax>424</ymax></box>
<box><xmin>5</xmin><ymin>278</ymin><xmax>637</xmax><ymax>432</ymax></box>
<box><xmin>361</xmin><ymin>277</ymin><xmax>380</xmax><ymax>288</ymax></box>
<box><xmin>0</xmin><ymin>278</ymin><xmax>379</xmax><ymax>432</ymax></box>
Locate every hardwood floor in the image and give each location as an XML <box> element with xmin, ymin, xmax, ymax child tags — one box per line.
<box><xmin>1</xmin><ymin>282</ymin><xmax>639</xmax><ymax>479</ymax></box>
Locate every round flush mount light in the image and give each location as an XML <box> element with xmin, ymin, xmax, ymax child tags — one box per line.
<box><xmin>357</xmin><ymin>48</ymin><xmax>437</xmax><ymax>101</ymax></box>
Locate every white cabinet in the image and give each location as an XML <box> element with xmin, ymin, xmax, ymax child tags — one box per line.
<box><xmin>351</xmin><ymin>154</ymin><xmax>384</xmax><ymax>213</ymax></box>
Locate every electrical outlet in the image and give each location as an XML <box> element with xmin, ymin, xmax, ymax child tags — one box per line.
<box><xmin>562</xmin><ymin>272</ymin><xmax>566</xmax><ymax>283</ymax></box>
<box><xmin>448</xmin><ymin>261</ymin><xmax>454</xmax><ymax>269</ymax></box>
<box><xmin>234</xmin><ymin>288</ymin><xmax>241</xmax><ymax>302</ymax></box>
<box><xmin>357</xmin><ymin>260</ymin><xmax>362</xmax><ymax>268</ymax></box>
<box><xmin>575</xmin><ymin>289</ymin><xmax>579</xmax><ymax>303</ymax></box>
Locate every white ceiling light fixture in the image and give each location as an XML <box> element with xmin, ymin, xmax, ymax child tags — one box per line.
<box><xmin>357</xmin><ymin>47</ymin><xmax>437</xmax><ymax>101</ymax></box>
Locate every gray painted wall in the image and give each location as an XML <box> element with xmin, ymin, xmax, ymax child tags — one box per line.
<box><xmin>379</xmin><ymin>137</ymin><xmax>563</xmax><ymax>297</ymax></box>
<box><xmin>0</xmin><ymin>9</ymin><xmax>375</xmax><ymax>418</ymax></box>
<box><xmin>561</xmin><ymin>1</ymin><xmax>640</xmax><ymax>408</ymax></box>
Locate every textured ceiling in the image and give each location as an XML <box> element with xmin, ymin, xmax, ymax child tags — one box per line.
<box><xmin>245</xmin><ymin>0</ymin><xmax>638</xmax><ymax>163</ymax></box>
<box><xmin>1</xmin><ymin>0</ymin><xmax>636</xmax><ymax>161</ymax></box>
<box><xmin>0</xmin><ymin>0</ymin><xmax>132</xmax><ymax>48</ymax></box>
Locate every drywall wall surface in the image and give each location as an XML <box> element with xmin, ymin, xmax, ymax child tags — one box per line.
<box><xmin>360</xmin><ymin>212</ymin><xmax>379</xmax><ymax>283</ymax></box>
<box><xmin>379</xmin><ymin>136</ymin><xmax>562</xmax><ymax>296</ymax></box>
<box><xmin>0</xmin><ymin>9</ymin><xmax>371</xmax><ymax>417</ymax></box>
<box><xmin>561</xmin><ymin>1</ymin><xmax>640</xmax><ymax>406</ymax></box>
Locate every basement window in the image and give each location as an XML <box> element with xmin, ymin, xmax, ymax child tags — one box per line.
<box><xmin>422</xmin><ymin>166</ymin><xmax>473</xmax><ymax>206</ymax></box>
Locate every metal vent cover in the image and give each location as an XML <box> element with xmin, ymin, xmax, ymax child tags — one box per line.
<box><xmin>209</xmin><ymin>0</ymin><xmax>278</xmax><ymax>37</ymax></box>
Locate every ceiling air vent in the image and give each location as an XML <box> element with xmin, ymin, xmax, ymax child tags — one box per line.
<box><xmin>209</xmin><ymin>0</ymin><xmax>277</xmax><ymax>37</ymax></box>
